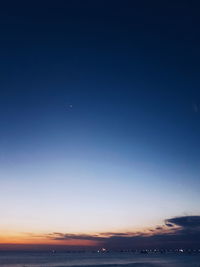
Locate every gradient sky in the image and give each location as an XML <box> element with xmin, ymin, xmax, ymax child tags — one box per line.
<box><xmin>0</xmin><ymin>1</ymin><xmax>200</xmax><ymax>248</ymax></box>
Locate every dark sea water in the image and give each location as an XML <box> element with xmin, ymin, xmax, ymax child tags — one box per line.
<box><xmin>0</xmin><ymin>251</ymin><xmax>200</xmax><ymax>267</ymax></box>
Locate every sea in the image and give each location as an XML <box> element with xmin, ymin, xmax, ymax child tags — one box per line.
<box><xmin>0</xmin><ymin>251</ymin><xmax>199</xmax><ymax>267</ymax></box>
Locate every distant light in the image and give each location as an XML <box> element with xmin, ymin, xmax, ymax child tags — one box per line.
<box><xmin>97</xmin><ymin>248</ymin><xmax>107</xmax><ymax>253</ymax></box>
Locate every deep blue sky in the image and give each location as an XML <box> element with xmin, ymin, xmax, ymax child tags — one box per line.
<box><xmin>0</xmin><ymin>0</ymin><xmax>200</xmax><ymax>246</ymax></box>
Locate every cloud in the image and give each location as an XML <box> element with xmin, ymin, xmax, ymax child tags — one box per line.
<box><xmin>165</xmin><ymin>223</ymin><xmax>174</xmax><ymax>227</ymax></box>
<box><xmin>46</xmin><ymin>233</ymin><xmax>104</xmax><ymax>241</ymax></box>
<box><xmin>31</xmin><ymin>216</ymin><xmax>200</xmax><ymax>249</ymax></box>
<box><xmin>155</xmin><ymin>227</ymin><xmax>163</xmax><ymax>230</ymax></box>
<box><xmin>166</xmin><ymin>216</ymin><xmax>200</xmax><ymax>229</ymax></box>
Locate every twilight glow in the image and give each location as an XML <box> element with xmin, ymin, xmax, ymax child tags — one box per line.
<box><xmin>0</xmin><ymin>1</ymin><xmax>200</xmax><ymax>250</ymax></box>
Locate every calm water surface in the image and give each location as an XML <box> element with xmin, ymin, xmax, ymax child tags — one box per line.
<box><xmin>0</xmin><ymin>252</ymin><xmax>199</xmax><ymax>267</ymax></box>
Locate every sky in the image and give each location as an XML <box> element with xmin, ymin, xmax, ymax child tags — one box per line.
<box><xmin>0</xmin><ymin>0</ymin><xmax>200</xmax><ymax>249</ymax></box>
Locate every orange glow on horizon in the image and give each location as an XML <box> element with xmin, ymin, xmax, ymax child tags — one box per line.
<box><xmin>0</xmin><ymin>231</ymin><xmax>99</xmax><ymax>247</ymax></box>
<box><xmin>0</xmin><ymin>223</ymin><xmax>173</xmax><ymax>249</ymax></box>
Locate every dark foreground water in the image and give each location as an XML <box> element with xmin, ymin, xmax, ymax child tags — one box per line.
<box><xmin>0</xmin><ymin>251</ymin><xmax>200</xmax><ymax>267</ymax></box>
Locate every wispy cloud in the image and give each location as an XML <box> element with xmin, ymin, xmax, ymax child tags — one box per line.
<box><xmin>45</xmin><ymin>233</ymin><xmax>105</xmax><ymax>241</ymax></box>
